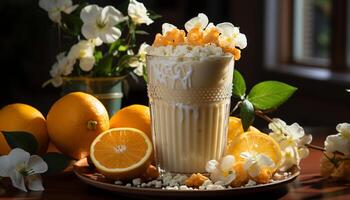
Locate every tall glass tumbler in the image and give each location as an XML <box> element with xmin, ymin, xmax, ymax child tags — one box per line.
<box><xmin>147</xmin><ymin>55</ymin><xmax>234</xmax><ymax>173</ymax></box>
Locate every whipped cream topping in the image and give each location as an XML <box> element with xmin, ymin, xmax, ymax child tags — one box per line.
<box><xmin>146</xmin><ymin>44</ymin><xmax>227</xmax><ymax>57</ymax></box>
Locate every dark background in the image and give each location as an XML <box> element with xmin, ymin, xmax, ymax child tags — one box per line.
<box><xmin>0</xmin><ymin>0</ymin><xmax>349</xmax><ymax>129</ymax></box>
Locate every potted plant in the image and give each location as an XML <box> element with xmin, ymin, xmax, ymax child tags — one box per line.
<box><xmin>40</xmin><ymin>0</ymin><xmax>159</xmax><ymax>116</ymax></box>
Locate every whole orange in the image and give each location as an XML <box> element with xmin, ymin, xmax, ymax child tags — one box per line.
<box><xmin>46</xmin><ymin>92</ymin><xmax>109</xmax><ymax>160</ymax></box>
<box><xmin>0</xmin><ymin>103</ymin><xmax>49</xmax><ymax>155</ymax></box>
<box><xmin>110</xmin><ymin>105</ymin><xmax>151</xmax><ymax>140</ymax></box>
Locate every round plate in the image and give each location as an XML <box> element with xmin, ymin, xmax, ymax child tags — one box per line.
<box><xmin>73</xmin><ymin>158</ymin><xmax>300</xmax><ymax>199</ymax></box>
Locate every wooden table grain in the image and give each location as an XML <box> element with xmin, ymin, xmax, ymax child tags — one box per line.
<box><xmin>1</xmin><ymin>127</ymin><xmax>350</xmax><ymax>200</ymax></box>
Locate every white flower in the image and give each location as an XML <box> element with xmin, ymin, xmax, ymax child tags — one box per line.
<box><xmin>0</xmin><ymin>148</ymin><xmax>48</xmax><ymax>192</ymax></box>
<box><xmin>205</xmin><ymin>22</ymin><xmax>216</xmax><ymax>31</ymax></box>
<box><xmin>68</xmin><ymin>40</ymin><xmax>96</xmax><ymax>72</ymax></box>
<box><xmin>205</xmin><ymin>155</ymin><xmax>236</xmax><ymax>185</ymax></box>
<box><xmin>336</xmin><ymin>123</ymin><xmax>350</xmax><ymax>138</ymax></box>
<box><xmin>81</xmin><ymin>5</ymin><xmax>125</xmax><ymax>44</ymax></box>
<box><xmin>128</xmin><ymin>43</ymin><xmax>150</xmax><ymax>76</ymax></box>
<box><xmin>44</xmin><ymin>52</ymin><xmax>75</xmax><ymax>87</ymax></box>
<box><xmin>240</xmin><ymin>152</ymin><xmax>275</xmax><ymax>177</ymax></box>
<box><xmin>184</xmin><ymin>13</ymin><xmax>209</xmax><ymax>32</ymax></box>
<box><xmin>325</xmin><ymin>123</ymin><xmax>350</xmax><ymax>155</ymax></box>
<box><xmin>279</xmin><ymin>146</ymin><xmax>299</xmax><ymax>171</ymax></box>
<box><xmin>216</xmin><ymin>22</ymin><xmax>247</xmax><ymax>49</ymax></box>
<box><xmin>162</xmin><ymin>23</ymin><xmax>177</xmax><ymax>35</ymax></box>
<box><xmin>128</xmin><ymin>0</ymin><xmax>153</xmax><ymax>25</ymax></box>
<box><xmin>268</xmin><ymin>118</ymin><xmax>312</xmax><ymax>171</ymax></box>
<box><xmin>39</xmin><ymin>0</ymin><xmax>78</xmax><ymax>24</ymax></box>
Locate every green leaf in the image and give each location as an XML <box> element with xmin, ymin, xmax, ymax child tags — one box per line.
<box><xmin>239</xmin><ymin>100</ymin><xmax>255</xmax><ymax>131</ymax></box>
<box><xmin>42</xmin><ymin>153</ymin><xmax>73</xmax><ymax>175</ymax></box>
<box><xmin>247</xmin><ymin>81</ymin><xmax>297</xmax><ymax>110</ymax></box>
<box><xmin>2</xmin><ymin>131</ymin><xmax>38</xmax><ymax>154</ymax></box>
<box><xmin>94</xmin><ymin>51</ymin><xmax>103</xmax><ymax>63</ymax></box>
<box><xmin>232</xmin><ymin>70</ymin><xmax>246</xmax><ymax>99</ymax></box>
<box><xmin>143</xmin><ymin>65</ymin><xmax>148</xmax><ymax>83</ymax></box>
<box><xmin>118</xmin><ymin>45</ymin><xmax>129</xmax><ymax>51</ymax></box>
<box><xmin>108</xmin><ymin>39</ymin><xmax>126</xmax><ymax>54</ymax></box>
<box><xmin>135</xmin><ymin>30</ymin><xmax>149</xmax><ymax>35</ymax></box>
<box><xmin>94</xmin><ymin>54</ymin><xmax>114</xmax><ymax>77</ymax></box>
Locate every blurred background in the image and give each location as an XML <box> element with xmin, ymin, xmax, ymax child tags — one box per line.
<box><xmin>0</xmin><ymin>0</ymin><xmax>349</xmax><ymax>128</ymax></box>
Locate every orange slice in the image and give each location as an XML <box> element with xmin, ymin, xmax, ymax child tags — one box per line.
<box><xmin>226</xmin><ymin>117</ymin><xmax>260</xmax><ymax>149</ymax></box>
<box><xmin>90</xmin><ymin>128</ymin><xmax>153</xmax><ymax>180</ymax></box>
<box><xmin>226</xmin><ymin>131</ymin><xmax>282</xmax><ymax>169</ymax></box>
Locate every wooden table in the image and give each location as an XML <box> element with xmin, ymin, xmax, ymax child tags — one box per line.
<box><xmin>1</xmin><ymin>127</ymin><xmax>350</xmax><ymax>200</ymax></box>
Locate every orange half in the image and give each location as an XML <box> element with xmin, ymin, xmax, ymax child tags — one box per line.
<box><xmin>90</xmin><ymin>128</ymin><xmax>153</xmax><ymax>180</ymax></box>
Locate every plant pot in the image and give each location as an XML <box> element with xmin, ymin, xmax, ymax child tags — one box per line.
<box><xmin>61</xmin><ymin>76</ymin><xmax>125</xmax><ymax>117</ymax></box>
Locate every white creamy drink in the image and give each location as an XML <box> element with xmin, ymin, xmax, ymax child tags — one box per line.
<box><xmin>147</xmin><ymin>45</ymin><xmax>234</xmax><ymax>173</ymax></box>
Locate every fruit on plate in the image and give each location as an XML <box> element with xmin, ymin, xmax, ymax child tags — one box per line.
<box><xmin>0</xmin><ymin>103</ymin><xmax>49</xmax><ymax>155</ymax></box>
<box><xmin>226</xmin><ymin>116</ymin><xmax>260</xmax><ymax>149</ymax></box>
<box><xmin>226</xmin><ymin>131</ymin><xmax>282</xmax><ymax>183</ymax></box>
<box><xmin>47</xmin><ymin>92</ymin><xmax>109</xmax><ymax>160</ymax></box>
<box><xmin>90</xmin><ymin>128</ymin><xmax>153</xmax><ymax>180</ymax></box>
<box><xmin>110</xmin><ymin>105</ymin><xmax>151</xmax><ymax>140</ymax></box>
<box><xmin>226</xmin><ymin>131</ymin><xmax>282</xmax><ymax>170</ymax></box>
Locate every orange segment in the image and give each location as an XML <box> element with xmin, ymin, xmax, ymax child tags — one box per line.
<box><xmin>90</xmin><ymin>128</ymin><xmax>153</xmax><ymax>180</ymax></box>
<box><xmin>226</xmin><ymin>117</ymin><xmax>260</xmax><ymax>151</ymax></box>
<box><xmin>226</xmin><ymin>131</ymin><xmax>282</xmax><ymax>169</ymax></box>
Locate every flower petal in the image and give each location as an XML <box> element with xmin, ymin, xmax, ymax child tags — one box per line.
<box><xmin>101</xmin><ymin>6</ymin><xmax>125</xmax><ymax>26</ymax></box>
<box><xmin>26</xmin><ymin>174</ymin><xmax>44</xmax><ymax>191</ymax></box>
<box><xmin>8</xmin><ymin>148</ymin><xmax>30</xmax><ymax>168</ymax></box>
<box><xmin>128</xmin><ymin>0</ymin><xmax>153</xmax><ymax>25</ymax></box>
<box><xmin>184</xmin><ymin>13</ymin><xmax>209</xmax><ymax>31</ymax></box>
<box><xmin>247</xmin><ymin>163</ymin><xmax>260</xmax><ymax>178</ymax></box>
<box><xmin>325</xmin><ymin>134</ymin><xmax>350</xmax><ymax>155</ymax></box>
<box><xmin>257</xmin><ymin>154</ymin><xmax>275</xmax><ymax>168</ymax></box>
<box><xmin>28</xmin><ymin>155</ymin><xmax>48</xmax><ymax>174</ymax></box>
<box><xmin>222</xmin><ymin>171</ymin><xmax>236</xmax><ymax>185</ymax></box>
<box><xmin>48</xmin><ymin>11</ymin><xmax>61</xmax><ymax>24</ymax></box>
<box><xmin>235</xmin><ymin>33</ymin><xmax>247</xmax><ymax>49</ymax></box>
<box><xmin>133</xmin><ymin>65</ymin><xmax>144</xmax><ymax>76</ymax></box>
<box><xmin>287</xmin><ymin>123</ymin><xmax>304</xmax><ymax>139</ymax></box>
<box><xmin>98</xmin><ymin>27</ymin><xmax>121</xmax><ymax>43</ymax></box>
<box><xmin>51</xmin><ymin>76</ymin><xmax>63</xmax><ymax>87</ymax></box>
<box><xmin>299</xmin><ymin>134</ymin><xmax>312</xmax><ymax>146</ymax></box>
<box><xmin>205</xmin><ymin>160</ymin><xmax>219</xmax><ymax>173</ymax></box>
<box><xmin>205</xmin><ymin>22</ymin><xmax>216</xmax><ymax>30</ymax></box>
<box><xmin>63</xmin><ymin>4</ymin><xmax>78</xmax><ymax>14</ymax></box>
<box><xmin>162</xmin><ymin>23</ymin><xmax>177</xmax><ymax>35</ymax></box>
<box><xmin>220</xmin><ymin>155</ymin><xmax>235</xmax><ymax>172</ymax></box>
<box><xmin>79</xmin><ymin>57</ymin><xmax>95</xmax><ymax>72</ymax></box>
<box><xmin>337</xmin><ymin>123</ymin><xmax>350</xmax><ymax>137</ymax></box>
<box><xmin>0</xmin><ymin>155</ymin><xmax>11</xmax><ymax>177</ymax></box>
<box><xmin>216</xmin><ymin>22</ymin><xmax>235</xmax><ymax>37</ymax></box>
<box><xmin>81</xmin><ymin>23</ymin><xmax>99</xmax><ymax>40</ymax></box>
<box><xmin>9</xmin><ymin>170</ymin><xmax>27</xmax><ymax>192</ymax></box>
<box><xmin>38</xmin><ymin>0</ymin><xmax>52</xmax><ymax>11</ymax></box>
<box><xmin>268</xmin><ymin>118</ymin><xmax>287</xmax><ymax>134</ymax></box>
<box><xmin>55</xmin><ymin>0</ymin><xmax>73</xmax><ymax>9</ymax></box>
<box><xmin>80</xmin><ymin>5</ymin><xmax>102</xmax><ymax>23</ymax></box>
<box><xmin>298</xmin><ymin>147</ymin><xmax>309</xmax><ymax>159</ymax></box>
